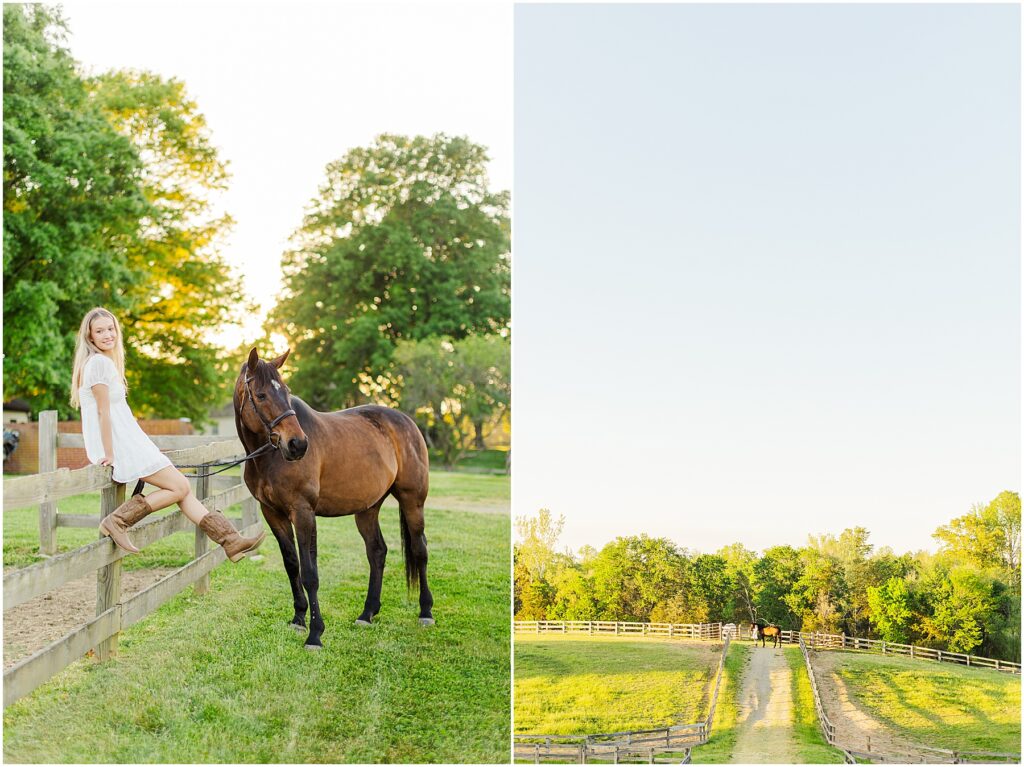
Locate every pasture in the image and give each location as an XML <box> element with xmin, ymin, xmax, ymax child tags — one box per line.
<box><xmin>813</xmin><ymin>650</ymin><xmax>1021</xmax><ymax>755</ymax></box>
<box><xmin>3</xmin><ymin>471</ymin><xmax>509</xmax><ymax>763</ymax></box>
<box><xmin>514</xmin><ymin>635</ymin><xmax>720</xmax><ymax>735</ymax></box>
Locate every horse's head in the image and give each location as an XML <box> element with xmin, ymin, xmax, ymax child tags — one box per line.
<box><xmin>235</xmin><ymin>348</ymin><xmax>309</xmax><ymax>461</ymax></box>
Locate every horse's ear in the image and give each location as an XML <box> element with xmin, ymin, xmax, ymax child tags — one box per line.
<box><xmin>247</xmin><ymin>348</ymin><xmax>259</xmax><ymax>372</ymax></box>
<box><xmin>269</xmin><ymin>348</ymin><xmax>290</xmax><ymax>370</ymax></box>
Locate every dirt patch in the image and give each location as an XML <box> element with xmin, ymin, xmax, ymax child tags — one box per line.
<box><xmin>731</xmin><ymin>645</ymin><xmax>797</xmax><ymax>763</ymax></box>
<box><xmin>810</xmin><ymin>650</ymin><xmax>932</xmax><ymax>761</ymax></box>
<box><xmin>3</xmin><ymin>567</ymin><xmax>176</xmax><ymax>669</ymax></box>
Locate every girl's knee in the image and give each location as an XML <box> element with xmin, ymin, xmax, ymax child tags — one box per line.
<box><xmin>174</xmin><ymin>479</ymin><xmax>192</xmax><ymax>502</ymax></box>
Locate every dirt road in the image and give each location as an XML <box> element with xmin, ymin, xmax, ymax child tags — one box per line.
<box><xmin>730</xmin><ymin>645</ymin><xmax>797</xmax><ymax>763</ymax></box>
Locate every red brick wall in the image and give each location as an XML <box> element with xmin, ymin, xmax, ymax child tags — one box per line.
<box><xmin>4</xmin><ymin>419</ymin><xmax>194</xmax><ymax>475</ymax></box>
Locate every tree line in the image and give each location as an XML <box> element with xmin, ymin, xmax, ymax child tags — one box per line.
<box><xmin>514</xmin><ymin>491</ymin><xmax>1021</xmax><ymax>661</ymax></box>
<box><xmin>5</xmin><ymin>5</ymin><xmax>510</xmax><ymax>451</ymax></box>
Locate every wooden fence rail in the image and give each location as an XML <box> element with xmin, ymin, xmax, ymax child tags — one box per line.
<box><xmin>3</xmin><ymin>413</ymin><xmax>261</xmax><ymax>709</ymax></box>
<box><xmin>513</xmin><ymin>621</ymin><xmax>726</xmax><ymax>641</ymax></box>
<box><xmin>515</xmin><ymin>621</ymin><xmax>1019</xmax><ymax>674</ymax></box>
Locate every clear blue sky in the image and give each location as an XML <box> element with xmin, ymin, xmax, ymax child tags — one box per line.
<box><xmin>513</xmin><ymin>4</ymin><xmax>1020</xmax><ymax>557</ymax></box>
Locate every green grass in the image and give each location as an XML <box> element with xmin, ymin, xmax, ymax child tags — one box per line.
<box><xmin>690</xmin><ymin>641</ymin><xmax>749</xmax><ymax>764</ymax></box>
<box><xmin>784</xmin><ymin>646</ymin><xmax>845</xmax><ymax>763</ymax></box>
<box><xmin>514</xmin><ymin>636</ymin><xmax>720</xmax><ymax>735</ymax></box>
<box><xmin>3</xmin><ymin>472</ymin><xmax>510</xmax><ymax>763</ymax></box>
<box><xmin>831</xmin><ymin>652</ymin><xmax>1021</xmax><ymax>755</ymax></box>
<box><xmin>426</xmin><ymin>470</ymin><xmax>509</xmax><ymax>505</ymax></box>
<box><xmin>428</xmin><ymin>448</ymin><xmax>509</xmax><ymax>473</ymax></box>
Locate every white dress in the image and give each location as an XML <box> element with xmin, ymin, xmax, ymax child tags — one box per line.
<box><xmin>79</xmin><ymin>354</ymin><xmax>173</xmax><ymax>484</ymax></box>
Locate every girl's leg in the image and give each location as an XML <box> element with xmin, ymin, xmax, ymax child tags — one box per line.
<box><xmin>142</xmin><ymin>466</ymin><xmax>265</xmax><ymax>561</ymax></box>
<box><xmin>140</xmin><ymin>466</ymin><xmax>209</xmax><ymax>525</ymax></box>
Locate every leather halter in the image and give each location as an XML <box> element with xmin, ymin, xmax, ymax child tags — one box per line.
<box><xmin>243</xmin><ymin>371</ymin><xmax>297</xmax><ymax>449</ymax></box>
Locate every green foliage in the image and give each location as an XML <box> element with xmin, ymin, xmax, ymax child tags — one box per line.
<box><xmin>3</xmin><ymin>6</ymin><xmax>248</xmax><ymax>423</ymax></box>
<box><xmin>271</xmin><ymin>134</ymin><xmax>510</xmax><ymax>410</ymax></box>
<box><xmin>4</xmin><ymin>4</ymin><xmax>145</xmax><ymax>415</ymax></box>
<box><xmin>393</xmin><ymin>334</ymin><xmax>509</xmax><ymax>468</ymax></box>
<box><xmin>514</xmin><ymin>491</ymin><xmax>1022</xmax><ymax>661</ymax></box>
<box><xmin>866</xmin><ymin>577</ymin><xmax>913</xmax><ymax>643</ymax></box>
<box><xmin>89</xmin><ymin>70</ymin><xmax>251</xmax><ymax>423</ymax></box>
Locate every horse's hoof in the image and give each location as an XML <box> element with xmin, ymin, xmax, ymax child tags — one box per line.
<box><xmin>304</xmin><ymin>643</ymin><xmax>322</xmax><ymax>652</ymax></box>
<box><xmin>419</xmin><ymin>617</ymin><xmax>435</xmax><ymax>626</ymax></box>
<box><xmin>289</xmin><ymin>623</ymin><xmax>305</xmax><ymax>633</ymax></box>
<box><xmin>354</xmin><ymin>619</ymin><xmax>372</xmax><ymax>627</ymax></box>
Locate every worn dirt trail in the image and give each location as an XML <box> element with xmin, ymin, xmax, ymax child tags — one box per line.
<box><xmin>730</xmin><ymin>646</ymin><xmax>797</xmax><ymax>763</ymax></box>
<box><xmin>811</xmin><ymin>651</ymin><xmax>927</xmax><ymax>760</ymax></box>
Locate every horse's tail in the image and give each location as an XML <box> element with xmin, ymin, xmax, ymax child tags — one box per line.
<box><xmin>399</xmin><ymin>506</ymin><xmax>420</xmax><ymax>593</ymax></box>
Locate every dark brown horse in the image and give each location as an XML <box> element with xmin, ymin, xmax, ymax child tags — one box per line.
<box><xmin>755</xmin><ymin>621</ymin><xmax>781</xmax><ymax>648</ymax></box>
<box><xmin>234</xmin><ymin>348</ymin><xmax>433</xmax><ymax>649</ymax></box>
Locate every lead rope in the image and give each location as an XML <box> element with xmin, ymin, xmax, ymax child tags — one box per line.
<box><xmin>129</xmin><ymin>442</ymin><xmax>277</xmax><ymax>497</ymax></box>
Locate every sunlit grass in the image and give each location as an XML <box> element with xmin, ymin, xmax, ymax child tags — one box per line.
<box><xmin>833</xmin><ymin>652</ymin><xmax>1021</xmax><ymax>754</ymax></box>
<box><xmin>514</xmin><ymin>636</ymin><xmax>719</xmax><ymax>735</ymax></box>
<box><xmin>690</xmin><ymin>641</ymin><xmax>748</xmax><ymax>763</ymax></box>
<box><xmin>784</xmin><ymin>646</ymin><xmax>845</xmax><ymax>763</ymax></box>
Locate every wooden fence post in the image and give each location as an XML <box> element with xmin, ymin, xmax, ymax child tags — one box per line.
<box><xmin>38</xmin><ymin>410</ymin><xmax>58</xmax><ymax>556</ymax></box>
<box><xmin>95</xmin><ymin>482</ymin><xmax>125</xmax><ymax>660</ymax></box>
<box><xmin>242</xmin><ymin>494</ymin><xmax>259</xmax><ymax>529</ymax></box>
<box><xmin>193</xmin><ymin>467</ymin><xmax>210</xmax><ymax>596</ymax></box>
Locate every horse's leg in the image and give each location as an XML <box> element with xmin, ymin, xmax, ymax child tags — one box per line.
<box><xmin>394</xmin><ymin>490</ymin><xmax>433</xmax><ymax>625</ymax></box>
<box><xmin>354</xmin><ymin>501</ymin><xmax>387</xmax><ymax>626</ymax></box>
<box><xmin>262</xmin><ymin>504</ymin><xmax>308</xmax><ymax>631</ymax></box>
<box><xmin>293</xmin><ymin>509</ymin><xmax>325</xmax><ymax>649</ymax></box>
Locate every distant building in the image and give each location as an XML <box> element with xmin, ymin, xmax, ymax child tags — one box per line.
<box><xmin>4</xmin><ymin>399</ymin><xmax>31</xmax><ymax>424</ymax></box>
<box><xmin>202</xmin><ymin>401</ymin><xmax>236</xmax><ymax>437</ymax></box>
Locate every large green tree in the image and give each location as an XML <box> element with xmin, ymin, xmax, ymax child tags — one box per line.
<box><xmin>271</xmin><ymin>133</ymin><xmax>510</xmax><ymax>409</ymax></box>
<box><xmin>89</xmin><ymin>70</ymin><xmax>250</xmax><ymax>422</ymax></box>
<box><xmin>3</xmin><ymin>6</ymin><xmax>247</xmax><ymax>423</ymax></box>
<box><xmin>4</xmin><ymin>4</ymin><xmax>146</xmax><ymax>414</ymax></box>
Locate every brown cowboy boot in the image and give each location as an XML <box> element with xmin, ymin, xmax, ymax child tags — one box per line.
<box><xmin>99</xmin><ymin>494</ymin><xmax>155</xmax><ymax>554</ymax></box>
<box><xmin>199</xmin><ymin>509</ymin><xmax>266</xmax><ymax>562</ymax></box>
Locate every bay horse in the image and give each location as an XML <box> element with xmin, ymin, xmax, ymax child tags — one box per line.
<box><xmin>234</xmin><ymin>348</ymin><xmax>433</xmax><ymax>649</ymax></box>
<box><xmin>755</xmin><ymin>621</ymin><xmax>782</xmax><ymax>648</ymax></box>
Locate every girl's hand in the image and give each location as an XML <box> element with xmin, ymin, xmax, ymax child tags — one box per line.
<box><xmin>99</xmin><ymin>455</ymin><xmax>114</xmax><ymax>467</ymax></box>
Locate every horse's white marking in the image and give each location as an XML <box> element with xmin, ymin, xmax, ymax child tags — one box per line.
<box><xmin>271</xmin><ymin>380</ymin><xmax>281</xmax><ymax>391</ymax></box>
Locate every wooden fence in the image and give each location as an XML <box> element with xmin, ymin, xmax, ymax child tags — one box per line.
<box><xmin>513</xmin><ymin>621</ymin><xmax>729</xmax><ymax>641</ymax></box>
<box><xmin>3</xmin><ymin>414</ymin><xmax>262</xmax><ymax>708</ymax></box>
<box><xmin>513</xmin><ymin>629</ymin><xmax>732</xmax><ymax>763</ymax></box>
<box><xmin>515</xmin><ymin>621</ymin><xmax>1019</xmax><ymax>673</ymax></box>
<box><xmin>798</xmin><ymin>637</ymin><xmax>1020</xmax><ymax>764</ymax></box>
<box><xmin>777</xmin><ymin>629</ymin><xmax>1020</xmax><ymax>674</ymax></box>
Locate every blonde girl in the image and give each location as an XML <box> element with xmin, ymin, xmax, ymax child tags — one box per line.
<box><xmin>71</xmin><ymin>307</ymin><xmax>264</xmax><ymax>560</ymax></box>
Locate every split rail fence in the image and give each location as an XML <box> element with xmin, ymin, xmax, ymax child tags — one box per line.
<box><xmin>513</xmin><ymin>624</ymin><xmax>733</xmax><ymax>763</ymax></box>
<box><xmin>3</xmin><ymin>411</ymin><xmax>262</xmax><ymax>708</ymax></box>
<box><xmin>515</xmin><ymin>621</ymin><xmax>1019</xmax><ymax>674</ymax></box>
<box><xmin>513</xmin><ymin>621</ymin><xmax>729</xmax><ymax>641</ymax></box>
<box><xmin>798</xmin><ymin>637</ymin><xmax>1020</xmax><ymax>764</ymax></box>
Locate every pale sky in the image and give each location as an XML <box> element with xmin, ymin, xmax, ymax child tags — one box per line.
<box><xmin>514</xmin><ymin>4</ymin><xmax>1021</xmax><ymax>557</ymax></box>
<box><xmin>62</xmin><ymin>1</ymin><xmax>512</xmax><ymax>349</ymax></box>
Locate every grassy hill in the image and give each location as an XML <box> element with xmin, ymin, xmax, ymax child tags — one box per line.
<box><xmin>825</xmin><ymin>651</ymin><xmax>1020</xmax><ymax>755</ymax></box>
<box><xmin>515</xmin><ymin>635</ymin><xmax>721</xmax><ymax>734</ymax></box>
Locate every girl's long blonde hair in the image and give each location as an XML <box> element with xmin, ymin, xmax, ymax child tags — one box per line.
<box><xmin>69</xmin><ymin>307</ymin><xmax>129</xmax><ymax>410</ymax></box>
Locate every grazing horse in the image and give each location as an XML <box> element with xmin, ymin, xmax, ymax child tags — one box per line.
<box><xmin>234</xmin><ymin>348</ymin><xmax>433</xmax><ymax>650</ymax></box>
<box><xmin>755</xmin><ymin>621</ymin><xmax>782</xmax><ymax>648</ymax></box>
